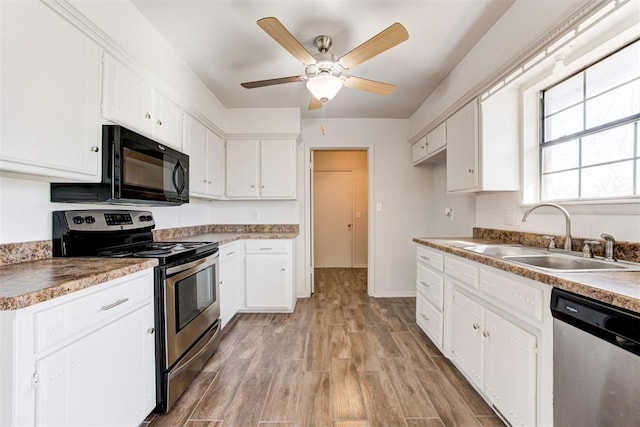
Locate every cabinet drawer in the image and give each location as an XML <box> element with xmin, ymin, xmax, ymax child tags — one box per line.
<box><xmin>245</xmin><ymin>240</ymin><xmax>289</xmax><ymax>254</ymax></box>
<box><xmin>416</xmin><ymin>293</ymin><xmax>443</xmax><ymax>348</ymax></box>
<box><xmin>219</xmin><ymin>243</ymin><xmax>239</xmax><ymax>262</ymax></box>
<box><xmin>33</xmin><ymin>272</ymin><xmax>151</xmax><ymax>354</ymax></box>
<box><xmin>445</xmin><ymin>256</ymin><xmax>478</xmax><ymax>288</ymax></box>
<box><xmin>416</xmin><ymin>246</ymin><xmax>444</xmax><ymax>272</ymax></box>
<box><xmin>479</xmin><ymin>270</ymin><xmax>544</xmax><ymax>323</ymax></box>
<box><xmin>416</xmin><ymin>263</ymin><xmax>444</xmax><ymax>310</ymax></box>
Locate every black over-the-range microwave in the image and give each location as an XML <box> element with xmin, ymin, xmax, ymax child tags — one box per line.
<box><xmin>51</xmin><ymin>125</ymin><xmax>189</xmax><ymax>206</ymax></box>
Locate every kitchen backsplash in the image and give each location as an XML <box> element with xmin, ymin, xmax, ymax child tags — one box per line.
<box><xmin>473</xmin><ymin>227</ymin><xmax>640</xmax><ymax>263</ymax></box>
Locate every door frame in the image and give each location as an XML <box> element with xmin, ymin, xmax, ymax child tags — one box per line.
<box><xmin>313</xmin><ymin>169</ymin><xmax>356</xmax><ymax>268</ymax></box>
<box><xmin>304</xmin><ymin>145</ymin><xmax>374</xmax><ymax>296</ymax></box>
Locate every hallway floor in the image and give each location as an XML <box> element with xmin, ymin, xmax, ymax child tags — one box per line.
<box><xmin>147</xmin><ymin>268</ymin><xmax>504</xmax><ymax>426</ymax></box>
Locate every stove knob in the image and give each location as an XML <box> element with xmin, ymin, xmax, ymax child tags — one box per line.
<box><xmin>72</xmin><ymin>216</ymin><xmax>84</xmax><ymax>224</ymax></box>
<box><xmin>84</xmin><ymin>216</ymin><xmax>96</xmax><ymax>224</ymax></box>
<box><xmin>145</xmin><ymin>215</ymin><xmax>153</xmax><ymax>222</ymax></box>
<box><xmin>138</xmin><ymin>215</ymin><xmax>146</xmax><ymax>222</ymax></box>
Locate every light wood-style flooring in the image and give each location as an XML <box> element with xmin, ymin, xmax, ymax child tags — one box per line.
<box><xmin>147</xmin><ymin>268</ymin><xmax>504</xmax><ymax>427</ymax></box>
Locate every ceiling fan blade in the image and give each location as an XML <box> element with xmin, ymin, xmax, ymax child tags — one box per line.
<box><xmin>309</xmin><ymin>96</ymin><xmax>323</xmax><ymax>110</ymax></box>
<box><xmin>344</xmin><ymin>76</ymin><xmax>396</xmax><ymax>96</ymax></box>
<box><xmin>338</xmin><ymin>23</ymin><xmax>409</xmax><ymax>69</ymax></box>
<box><xmin>257</xmin><ymin>17</ymin><xmax>317</xmax><ymax>65</ymax></box>
<box><xmin>241</xmin><ymin>75</ymin><xmax>306</xmax><ymax>89</ymax></box>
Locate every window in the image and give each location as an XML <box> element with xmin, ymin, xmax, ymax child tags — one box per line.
<box><xmin>540</xmin><ymin>39</ymin><xmax>640</xmax><ymax>201</ymax></box>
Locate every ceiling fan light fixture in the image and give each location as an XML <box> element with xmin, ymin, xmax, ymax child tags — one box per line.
<box><xmin>306</xmin><ymin>74</ymin><xmax>343</xmax><ymax>102</ymax></box>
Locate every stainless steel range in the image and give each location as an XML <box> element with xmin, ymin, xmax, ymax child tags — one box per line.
<box><xmin>52</xmin><ymin>209</ymin><xmax>220</xmax><ymax>413</ymax></box>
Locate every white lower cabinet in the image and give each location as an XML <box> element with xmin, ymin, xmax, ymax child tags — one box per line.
<box><xmin>244</xmin><ymin>240</ymin><xmax>295</xmax><ymax>312</ymax></box>
<box><xmin>1</xmin><ymin>269</ymin><xmax>156</xmax><ymax>426</ymax></box>
<box><xmin>415</xmin><ymin>245</ymin><xmax>552</xmax><ymax>426</ymax></box>
<box><xmin>451</xmin><ymin>289</ymin><xmax>537</xmax><ymax>427</ymax></box>
<box><xmin>219</xmin><ymin>242</ymin><xmax>244</xmax><ymax>328</ymax></box>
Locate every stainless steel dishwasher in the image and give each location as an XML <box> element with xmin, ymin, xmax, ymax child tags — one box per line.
<box><xmin>551</xmin><ymin>288</ymin><xmax>640</xmax><ymax>426</ymax></box>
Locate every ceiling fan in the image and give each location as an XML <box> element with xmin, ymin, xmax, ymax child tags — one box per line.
<box><xmin>241</xmin><ymin>17</ymin><xmax>409</xmax><ymax>110</ymax></box>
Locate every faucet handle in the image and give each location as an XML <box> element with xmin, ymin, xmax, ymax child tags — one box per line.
<box><xmin>542</xmin><ymin>235</ymin><xmax>556</xmax><ymax>249</ymax></box>
<box><xmin>600</xmin><ymin>233</ymin><xmax>615</xmax><ymax>242</ymax></box>
<box><xmin>583</xmin><ymin>240</ymin><xmax>601</xmax><ymax>258</ymax></box>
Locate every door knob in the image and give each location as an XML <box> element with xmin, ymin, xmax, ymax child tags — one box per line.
<box><xmin>347</xmin><ymin>224</ymin><xmax>352</xmax><ymax>230</ymax></box>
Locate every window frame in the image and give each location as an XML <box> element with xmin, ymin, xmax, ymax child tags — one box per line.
<box><xmin>538</xmin><ymin>39</ymin><xmax>640</xmax><ymax>202</ymax></box>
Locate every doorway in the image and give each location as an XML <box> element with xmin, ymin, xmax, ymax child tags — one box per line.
<box><xmin>311</xmin><ymin>150</ymin><xmax>369</xmax><ymax>292</ymax></box>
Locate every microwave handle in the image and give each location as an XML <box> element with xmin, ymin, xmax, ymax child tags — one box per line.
<box><xmin>173</xmin><ymin>162</ymin><xmax>186</xmax><ymax>195</ymax></box>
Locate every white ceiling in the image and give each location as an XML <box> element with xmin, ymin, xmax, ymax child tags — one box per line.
<box><xmin>131</xmin><ymin>0</ymin><xmax>515</xmax><ymax>119</ymax></box>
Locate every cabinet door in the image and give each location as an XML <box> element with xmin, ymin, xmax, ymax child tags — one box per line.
<box><xmin>450</xmin><ymin>290</ymin><xmax>483</xmax><ymax>388</ymax></box>
<box><xmin>220</xmin><ymin>245</ymin><xmax>241</xmax><ymax>328</ymax></box>
<box><xmin>484</xmin><ymin>310</ymin><xmax>537</xmax><ymax>427</ymax></box>
<box><xmin>411</xmin><ymin>138</ymin><xmax>428</xmax><ymax>163</ymax></box>
<box><xmin>446</xmin><ymin>99</ymin><xmax>479</xmax><ymax>192</ymax></box>
<box><xmin>426</xmin><ymin>122</ymin><xmax>446</xmax><ymax>155</ymax></box>
<box><xmin>183</xmin><ymin>114</ymin><xmax>207</xmax><ymax>196</ymax></box>
<box><xmin>225</xmin><ymin>140</ymin><xmax>259</xmax><ymax>198</ymax></box>
<box><xmin>206</xmin><ymin>130</ymin><xmax>225</xmax><ymax>198</ymax></box>
<box><xmin>35</xmin><ymin>305</ymin><xmax>154</xmax><ymax>426</ymax></box>
<box><xmin>260</xmin><ymin>139</ymin><xmax>296</xmax><ymax>198</ymax></box>
<box><xmin>152</xmin><ymin>91</ymin><xmax>183</xmax><ymax>150</ymax></box>
<box><xmin>245</xmin><ymin>254</ymin><xmax>290</xmax><ymax>308</ymax></box>
<box><xmin>0</xmin><ymin>0</ymin><xmax>101</xmax><ymax>180</ymax></box>
<box><xmin>102</xmin><ymin>53</ymin><xmax>151</xmax><ymax>136</ymax></box>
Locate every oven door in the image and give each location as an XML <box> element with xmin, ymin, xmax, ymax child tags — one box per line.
<box><xmin>164</xmin><ymin>251</ymin><xmax>219</xmax><ymax>367</ymax></box>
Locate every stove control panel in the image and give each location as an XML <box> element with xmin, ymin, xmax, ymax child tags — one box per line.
<box><xmin>54</xmin><ymin>210</ymin><xmax>155</xmax><ymax>232</ymax></box>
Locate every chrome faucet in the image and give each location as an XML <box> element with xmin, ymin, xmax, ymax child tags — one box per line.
<box><xmin>522</xmin><ymin>202</ymin><xmax>572</xmax><ymax>251</ymax></box>
<box><xmin>600</xmin><ymin>233</ymin><xmax>616</xmax><ymax>261</ymax></box>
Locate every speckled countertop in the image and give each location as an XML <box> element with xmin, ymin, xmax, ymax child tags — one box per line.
<box><xmin>413</xmin><ymin>237</ymin><xmax>640</xmax><ymax>314</ymax></box>
<box><xmin>0</xmin><ymin>258</ymin><xmax>158</xmax><ymax>310</ymax></box>
<box><xmin>164</xmin><ymin>232</ymin><xmax>298</xmax><ymax>245</ymax></box>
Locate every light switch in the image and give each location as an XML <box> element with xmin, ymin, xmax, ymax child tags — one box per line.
<box><xmin>376</xmin><ymin>203</ymin><xmax>382</xmax><ymax>212</ymax></box>
<box><xmin>356</xmin><ymin>211</ymin><xmax>361</xmax><ymax>219</ymax></box>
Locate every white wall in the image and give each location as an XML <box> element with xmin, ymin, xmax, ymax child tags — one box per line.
<box><xmin>430</xmin><ymin>162</ymin><xmax>476</xmax><ymax>238</ymax></box>
<box><xmin>298</xmin><ymin>118</ymin><xmax>432</xmax><ymax>298</ymax></box>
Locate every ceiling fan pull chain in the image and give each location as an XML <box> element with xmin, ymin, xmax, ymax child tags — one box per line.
<box><xmin>321</xmin><ymin>102</ymin><xmax>327</xmax><ymax>136</ymax></box>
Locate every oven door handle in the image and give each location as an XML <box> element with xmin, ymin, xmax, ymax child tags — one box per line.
<box><xmin>166</xmin><ymin>252</ymin><xmax>218</xmax><ymax>276</ymax></box>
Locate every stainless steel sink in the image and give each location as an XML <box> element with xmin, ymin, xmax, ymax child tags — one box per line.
<box><xmin>461</xmin><ymin>244</ymin><xmax>640</xmax><ymax>272</ymax></box>
<box><xmin>502</xmin><ymin>254</ymin><xmax>640</xmax><ymax>272</ymax></box>
<box><xmin>463</xmin><ymin>245</ymin><xmax>547</xmax><ymax>257</ymax></box>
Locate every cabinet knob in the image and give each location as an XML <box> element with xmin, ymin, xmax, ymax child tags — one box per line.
<box><xmin>90</xmin><ymin>146</ymin><xmax>99</xmax><ymax>152</ymax></box>
<box><xmin>420</xmin><ymin>313</ymin><xmax>429</xmax><ymax>321</ymax></box>
<box><xmin>420</xmin><ymin>280</ymin><xmax>429</xmax><ymax>287</ymax></box>
<box><xmin>420</xmin><ymin>146</ymin><xmax>425</xmax><ymax>149</ymax></box>
<box><xmin>208</xmin><ymin>181</ymin><xmax>212</xmax><ymax>184</ymax></box>
<box><xmin>144</xmin><ymin>112</ymin><xmax>151</xmax><ymax>119</ymax></box>
<box><xmin>468</xmin><ymin>168</ymin><xmax>474</xmax><ymax>174</ymax></box>
<box><xmin>473</xmin><ymin>323</ymin><xmax>480</xmax><ymax>330</ymax></box>
<box><xmin>281</xmin><ymin>267</ymin><xmax>286</xmax><ymax>271</ymax></box>
<box><xmin>251</xmin><ymin>185</ymin><xmax>255</xmax><ymax>188</ymax></box>
<box><xmin>203</xmin><ymin>179</ymin><xmax>207</xmax><ymax>183</ymax></box>
<box><xmin>482</xmin><ymin>330</ymin><xmax>490</xmax><ymax>338</ymax></box>
<box><xmin>147</xmin><ymin>327</ymin><xmax>155</xmax><ymax>335</ymax></box>
<box><xmin>156</xmin><ymin>119</ymin><xmax>162</xmax><ymax>126</ymax></box>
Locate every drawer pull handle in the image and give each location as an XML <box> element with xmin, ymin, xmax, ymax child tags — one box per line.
<box><xmin>420</xmin><ymin>256</ymin><xmax>430</xmax><ymax>261</ymax></box>
<box><xmin>101</xmin><ymin>298</ymin><xmax>129</xmax><ymax>311</ymax></box>
<box><xmin>420</xmin><ymin>281</ymin><xmax>430</xmax><ymax>287</ymax></box>
<box><xmin>226</xmin><ymin>251</ymin><xmax>235</xmax><ymax>256</ymax></box>
<box><xmin>147</xmin><ymin>327</ymin><xmax>155</xmax><ymax>335</ymax></box>
<box><xmin>259</xmin><ymin>248</ymin><xmax>272</xmax><ymax>251</ymax></box>
<box><xmin>420</xmin><ymin>313</ymin><xmax>429</xmax><ymax>321</ymax></box>
<box><xmin>473</xmin><ymin>323</ymin><xmax>480</xmax><ymax>330</ymax></box>
<box><xmin>483</xmin><ymin>330</ymin><xmax>490</xmax><ymax>338</ymax></box>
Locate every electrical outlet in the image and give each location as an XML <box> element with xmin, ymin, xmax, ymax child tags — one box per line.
<box><xmin>251</xmin><ymin>211</ymin><xmax>258</xmax><ymax>221</ymax></box>
<box><xmin>503</xmin><ymin>209</ymin><xmax>514</xmax><ymax>225</ymax></box>
<box><xmin>444</xmin><ymin>207</ymin><xmax>454</xmax><ymax>221</ymax></box>
<box><xmin>376</xmin><ymin>203</ymin><xmax>382</xmax><ymax>212</ymax></box>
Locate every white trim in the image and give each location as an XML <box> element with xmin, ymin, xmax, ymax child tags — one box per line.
<box><xmin>304</xmin><ymin>144</ymin><xmax>374</xmax><ymax>297</ymax></box>
<box><xmin>374</xmin><ymin>291</ymin><xmax>417</xmax><ymax>298</ymax></box>
<box><xmin>519</xmin><ymin>199</ymin><xmax>640</xmax><ymax>216</ymax></box>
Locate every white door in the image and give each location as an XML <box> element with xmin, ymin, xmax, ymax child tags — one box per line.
<box><xmin>313</xmin><ymin>170</ymin><xmax>354</xmax><ymax>268</ymax></box>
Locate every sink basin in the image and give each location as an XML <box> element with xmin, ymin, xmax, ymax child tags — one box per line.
<box><xmin>463</xmin><ymin>245</ymin><xmax>547</xmax><ymax>257</ymax></box>
<box><xmin>461</xmin><ymin>244</ymin><xmax>640</xmax><ymax>272</ymax></box>
<box><xmin>503</xmin><ymin>254</ymin><xmax>640</xmax><ymax>272</ymax></box>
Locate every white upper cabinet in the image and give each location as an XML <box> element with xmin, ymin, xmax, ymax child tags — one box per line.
<box><xmin>183</xmin><ymin>114</ymin><xmax>224</xmax><ymax>199</ymax></box>
<box><xmin>0</xmin><ymin>0</ymin><xmax>101</xmax><ymax>181</ymax></box>
<box><xmin>446</xmin><ymin>99</ymin><xmax>479</xmax><ymax>192</ymax></box>
<box><xmin>226</xmin><ymin>139</ymin><xmax>296</xmax><ymax>199</ymax></box>
<box><xmin>102</xmin><ymin>53</ymin><xmax>183</xmax><ymax>150</ymax></box>
<box><xmin>411</xmin><ymin>137</ymin><xmax>428</xmax><ymax>164</ymax></box>
<box><xmin>226</xmin><ymin>140</ymin><xmax>260</xmax><ymax>198</ymax></box>
<box><xmin>446</xmin><ymin>93</ymin><xmax>520</xmax><ymax>193</ymax></box>
<box><xmin>260</xmin><ymin>139</ymin><xmax>296</xmax><ymax>198</ymax></box>
<box><xmin>426</xmin><ymin>121</ymin><xmax>447</xmax><ymax>156</ymax></box>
